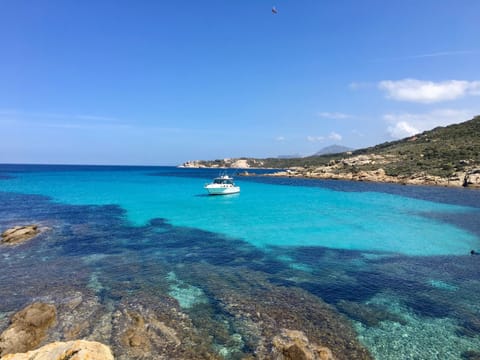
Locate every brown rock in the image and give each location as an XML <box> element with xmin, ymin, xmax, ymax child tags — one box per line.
<box><xmin>1</xmin><ymin>340</ymin><xmax>114</xmax><ymax>360</ymax></box>
<box><xmin>0</xmin><ymin>302</ymin><xmax>57</xmax><ymax>356</ymax></box>
<box><xmin>464</xmin><ymin>169</ymin><xmax>480</xmax><ymax>188</ymax></box>
<box><xmin>120</xmin><ymin>309</ymin><xmax>181</xmax><ymax>356</ymax></box>
<box><xmin>272</xmin><ymin>329</ymin><xmax>336</xmax><ymax>360</ymax></box>
<box><xmin>1</xmin><ymin>225</ymin><xmax>41</xmax><ymax>244</ymax></box>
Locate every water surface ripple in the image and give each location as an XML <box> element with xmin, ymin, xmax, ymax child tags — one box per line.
<box><xmin>0</xmin><ymin>165</ymin><xmax>479</xmax><ymax>359</ymax></box>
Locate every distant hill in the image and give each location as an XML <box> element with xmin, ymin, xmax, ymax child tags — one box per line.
<box><xmin>277</xmin><ymin>154</ymin><xmax>303</xmax><ymax>159</ymax></box>
<box><xmin>314</xmin><ymin>145</ymin><xmax>353</xmax><ymax>156</ymax></box>
<box><xmin>180</xmin><ymin>116</ymin><xmax>480</xmax><ymax>187</ymax></box>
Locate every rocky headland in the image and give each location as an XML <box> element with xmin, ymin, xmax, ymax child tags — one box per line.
<box><xmin>180</xmin><ymin>116</ymin><xmax>480</xmax><ymax>188</ymax></box>
<box><xmin>265</xmin><ymin>154</ymin><xmax>480</xmax><ymax>188</ymax></box>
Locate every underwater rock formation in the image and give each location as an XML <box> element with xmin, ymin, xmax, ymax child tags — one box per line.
<box><xmin>1</xmin><ymin>225</ymin><xmax>41</xmax><ymax>245</ymax></box>
<box><xmin>336</xmin><ymin>300</ymin><xmax>407</xmax><ymax>327</ymax></box>
<box><xmin>272</xmin><ymin>329</ymin><xmax>336</xmax><ymax>360</ymax></box>
<box><xmin>177</xmin><ymin>263</ymin><xmax>373</xmax><ymax>360</ymax></box>
<box><xmin>1</xmin><ymin>340</ymin><xmax>114</xmax><ymax>360</ymax></box>
<box><xmin>0</xmin><ymin>302</ymin><xmax>57</xmax><ymax>356</ymax></box>
<box><xmin>462</xmin><ymin>350</ymin><xmax>480</xmax><ymax>360</ymax></box>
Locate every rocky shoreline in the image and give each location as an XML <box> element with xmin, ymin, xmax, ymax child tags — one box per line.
<box><xmin>181</xmin><ymin>154</ymin><xmax>480</xmax><ymax>188</ymax></box>
<box><xmin>264</xmin><ymin>165</ymin><xmax>480</xmax><ymax>188</ymax></box>
<box><xmin>0</xmin><ymin>276</ymin><xmax>369</xmax><ymax>360</ymax></box>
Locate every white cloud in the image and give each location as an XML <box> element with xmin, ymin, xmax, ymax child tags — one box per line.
<box><xmin>387</xmin><ymin>121</ymin><xmax>419</xmax><ymax>138</ymax></box>
<box><xmin>307</xmin><ymin>132</ymin><xmax>343</xmax><ymax>143</ymax></box>
<box><xmin>351</xmin><ymin>129</ymin><xmax>364</xmax><ymax>137</ymax></box>
<box><xmin>384</xmin><ymin>109</ymin><xmax>477</xmax><ymax>139</ymax></box>
<box><xmin>379</xmin><ymin>79</ymin><xmax>480</xmax><ymax>103</ymax></box>
<box><xmin>307</xmin><ymin>135</ymin><xmax>325</xmax><ymax>142</ymax></box>
<box><xmin>328</xmin><ymin>132</ymin><xmax>342</xmax><ymax>141</ymax></box>
<box><xmin>318</xmin><ymin>112</ymin><xmax>352</xmax><ymax>119</ymax></box>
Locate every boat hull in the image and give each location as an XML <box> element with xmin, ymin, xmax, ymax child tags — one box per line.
<box><xmin>204</xmin><ymin>185</ymin><xmax>240</xmax><ymax>195</ymax></box>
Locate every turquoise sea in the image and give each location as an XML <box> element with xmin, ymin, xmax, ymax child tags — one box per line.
<box><xmin>1</xmin><ymin>164</ymin><xmax>480</xmax><ymax>359</ymax></box>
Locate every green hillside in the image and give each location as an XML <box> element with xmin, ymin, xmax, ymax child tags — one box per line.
<box><xmin>353</xmin><ymin>115</ymin><xmax>480</xmax><ymax>177</ymax></box>
<box><xmin>184</xmin><ymin>116</ymin><xmax>480</xmax><ymax>181</ymax></box>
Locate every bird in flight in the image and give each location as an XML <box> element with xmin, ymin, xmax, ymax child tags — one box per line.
<box><xmin>272</xmin><ymin>6</ymin><xmax>278</xmax><ymax>14</ymax></box>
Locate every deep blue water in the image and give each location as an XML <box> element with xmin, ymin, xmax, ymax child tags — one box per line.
<box><xmin>0</xmin><ymin>164</ymin><xmax>479</xmax><ymax>359</ymax></box>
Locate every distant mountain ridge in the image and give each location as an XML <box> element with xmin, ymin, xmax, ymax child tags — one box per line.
<box><xmin>314</xmin><ymin>145</ymin><xmax>353</xmax><ymax>156</ymax></box>
<box><xmin>277</xmin><ymin>154</ymin><xmax>303</xmax><ymax>159</ymax></box>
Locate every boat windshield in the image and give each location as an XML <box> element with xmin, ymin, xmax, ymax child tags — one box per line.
<box><xmin>213</xmin><ymin>178</ymin><xmax>234</xmax><ymax>185</ymax></box>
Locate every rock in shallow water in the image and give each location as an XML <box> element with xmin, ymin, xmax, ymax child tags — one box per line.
<box><xmin>272</xmin><ymin>329</ymin><xmax>336</xmax><ymax>360</ymax></box>
<box><xmin>0</xmin><ymin>302</ymin><xmax>56</xmax><ymax>356</ymax></box>
<box><xmin>1</xmin><ymin>340</ymin><xmax>114</xmax><ymax>360</ymax></box>
<box><xmin>1</xmin><ymin>225</ymin><xmax>41</xmax><ymax>245</ymax></box>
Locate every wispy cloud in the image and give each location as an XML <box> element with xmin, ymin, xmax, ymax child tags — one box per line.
<box><xmin>307</xmin><ymin>131</ymin><xmax>343</xmax><ymax>143</ymax></box>
<box><xmin>0</xmin><ymin>109</ymin><xmax>120</xmax><ymax>123</ymax></box>
<box><xmin>318</xmin><ymin>112</ymin><xmax>352</xmax><ymax>120</ymax></box>
<box><xmin>374</xmin><ymin>50</ymin><xmax>480</xmax><ymax>62</ymax></box>
<box><xmin>403</xmin><ymin>50</ymin><xmax>480</xmax><ymax>59</ymax></box>
<box><xmin>349</xmin><ymin>82</ymin><xmax>374</xmax><ymax>90</ymax></box>
<box><xmin>275</xmin><ymin>136</ymin><xmax>286</xmax><ymax>141</ymax></box>
<box><xmin>384</xmin><ymin>108</ymin><xmax>477</xmax><ymax>139</ymax></box>
<box><xmin>379</xmin><ymin>79</ymin><xmax>480</xmax><ymax>103</ymax></box>
<box><xmin>0</xmin><ymin>108</ymin><xmax>129</xmax><ymax>130</ymax></box>
<box><xmin>73</xmin><ymin>114</ymin><xmax>119</xmax><ymax>122</ymax></box>
<box><xmin>307</xmin><ymin>135</ymin><xmax>325</xmax><ymax>143</ymax></box>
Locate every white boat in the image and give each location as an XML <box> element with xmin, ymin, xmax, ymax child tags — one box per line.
<box><xmin>204</xmin><ymin>175</ymin><xmax>240</xmax><ymax>195</ymax></box>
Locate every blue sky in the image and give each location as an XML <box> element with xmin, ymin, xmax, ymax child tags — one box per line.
<box><xmin>1</xmin><ymin>0</ymin><xmax>479</xmax><ymax>165</ymax></box>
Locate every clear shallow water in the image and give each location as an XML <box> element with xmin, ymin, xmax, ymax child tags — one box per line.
<box><xmin>1</xmin><ymin>165</ymin><xmax>478</xmax><ymax>256</ymax></box>
<box><xmin>1</xmin><ymin>164</ymin><xmax>480</xmax><ymax>359</ymax></box>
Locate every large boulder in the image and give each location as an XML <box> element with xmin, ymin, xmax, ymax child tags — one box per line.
<box><xmin>1</xmin><ymin>340</ymin><xmax>114</xmax><ymax>360</ymax></box>
<box><xmin>463</xmin><ymin>169</ymin><xmax>480</xmax><ymax>188</ymax></box>
<box><xmin>0</xmin><ymin>303</ymin><xmax>57</xmax><ymax>356</ymax></box>
<box><xmin>1</xmin><ymin>225</ymin><xmax>41</xmax><ymax>245</ymax></box>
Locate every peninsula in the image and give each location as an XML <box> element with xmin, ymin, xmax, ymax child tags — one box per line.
<box><xmin>181</xmin><ymin>116</ymin><xmax>480</xmax><ymax>188</ymax></box>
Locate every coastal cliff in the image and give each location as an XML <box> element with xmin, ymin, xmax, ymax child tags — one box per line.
<box><xmin>180</xmin><ymin>116</ymin><xmax>480</xmax><ymax>188</ymax></box>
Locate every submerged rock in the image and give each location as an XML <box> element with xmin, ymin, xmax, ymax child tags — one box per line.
<box><xmin>1</xmin><ymin>340</ymin><xmax>114</xmax><ymax>360</ymax></box>
<box><xmin>462</xmin><ymin>350</ymin><xmax>480</xmax><ymax>360</ymax></box>
<box><xmin>120</xmin><ymin>310</ymin><xmax>180</xmax><ymax>351</ymax></box>
<box><xmin>0</xmin><ymin>302</ymin><xmax>57</xmax><ymax>356</ymax></box>
<box><xmin>336</xmin><ymin>300</ymin><xmax>407</xmax><ymax>327</ymax></box>
<box><xmin>272</xmin><ymin>329</ymin><xmax>336</xmax><ymax>360</ymax></box>
<box><xmin>1</xmin><ymin>225</ymin><xmax>41</xmax><ymax>245</ymax></box>
<box><xmin>177</xmin><ymin>263</ymin><xmax>373</xmax><ymax>360</ymax></box>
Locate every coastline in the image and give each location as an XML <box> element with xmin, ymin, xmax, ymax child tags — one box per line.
<box><xmin>260</xmin><ymin>167</ymin><xmax>480</xmax><ymax>189</ymax></box>
<box><xmin>180</xmin><ymin>164</ymin><xmax>480</xmax><ymax>189</ymax></box>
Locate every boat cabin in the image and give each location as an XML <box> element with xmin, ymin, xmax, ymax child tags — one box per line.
<box><xmin>213</xmin><ymin>177</ymin><xmax>234</xmax><ymax>185</ymax></box>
